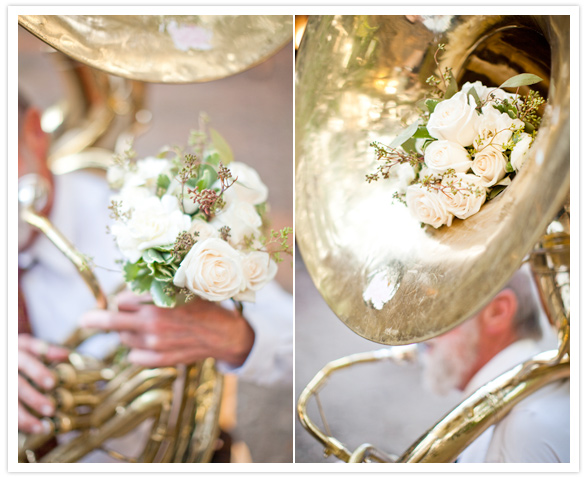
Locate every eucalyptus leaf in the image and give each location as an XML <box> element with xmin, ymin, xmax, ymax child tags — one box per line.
<box><xmin>466</xmin><ymin>87</ymin><xmax>482</xmax><ymax>109</ymax></box>
<box><xmin>196</xmin><ymin>164</ymin><xmax>218</xmax><ymax>191</ymax></box>
<box><xmin>186</xmin><ymin>177</ymin><xmax>198</xmax><ymax>189</ymax></box>
<box><xmin>150</xmin><ymin>280</ymin><xmax>176</xmax><ymax>308</ymax></box>
<box><xmin>413</xmin><ymin>126</ymin><xmax>433</xmax><ymax>139</ymax></box>
<box><xmin>444</xmin><ymin>70</ymin><xmax>458</xmax><ymax>99</ymax></box>
<box><xmin>505</xmin><ymin>161</ymin><xmax>514</xmax><ymax>173</ymax></box>
<box><xmin>488</xmin><ymin>185</ymin><xmax>507</xmax><ymax>200</ymax></box>
<box><xmin>389</xmin><ymin>120</ymin><xmax>419</xmax><ymax>149</ymax></box>
<box><xmin>524</xmin><ymin>121</ymin><xmax>536</xmax><ymax>134</ymax></box>
<box><xmin>499</xmin><ymin>73</ymin><xmax>543</xmax><ymax>89</ymax></box>
<box><xmin>401</xmin><ymin>137</ymin><xmax>418</xmax><ymax>154</ymax></box>
<box><xmin>210</xmin><ymin>128</ymin><xmax>234</xmax><ymax>164</ymax></box>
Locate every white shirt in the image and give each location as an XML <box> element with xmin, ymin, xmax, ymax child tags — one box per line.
<box><xmin>458</xmin><ymin>339</ymin><xmax>570</xmax><ymax>463</ymax></box>
<box><xmin>20</xmin><ymin>171</ymin><xmax>293</xmax><ymax>385</ymax></box>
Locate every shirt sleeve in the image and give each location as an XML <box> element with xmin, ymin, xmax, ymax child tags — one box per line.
<box><xmin>484</xmin><ymin>383</ymin><xmax>570</xmax><ymax>463</ymax></box>
<box><xmin>216</xmin><ymin>280</ymin><xmax>293</xmax><ymax>387</ymax></box>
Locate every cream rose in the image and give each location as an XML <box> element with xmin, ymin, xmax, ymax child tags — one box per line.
<box><xmin>111</xmin><ymin>195</ymin><xmax>191</xmax><ymax>263</ymax></box>
<box><xmin>234</xmin><ymin>252</ymin><xmax>278</xmax><ymax>303</ymax></box>
<box><xmin>510</xmin><ymin>133</ymin><xmax>534</xmax><ymax>172</ymax></box>
<box><xmin>424</xmin><ymin>140</ymin><xmax>473</xmax><ymax>174</ymax></box>
<box><xmin>461</xmin><ymin>81</ymin><xmax>514</xmax><ymax>104</ymax></box>
<box><xmin>173</xmin><ymin>237</ymin><xmax>245</xmax><ymax>301</ymax></box>
<box><xmin>406</xmin><ymin>184</ymin><xmax>452</xmax><ymax>228</ymax></box>
<box><xmin>475</xmin><ymin>106</ymin><xmax>524</xmax><ymax>150</ymax></box>
<box><xmin>189</xmin><ymin>217</ymin><xmax>219</xmax><ymax>241</ymax></box>
<box><xmin>222</xmin><ymin>161</ymin><xmax>269</xmax><ymax>206</ymax></box>
<box><xmin>439</xmin><ymin>173</ymin><xmax>487</xmax><ymax>222</ymax></box>
<box><xmin>472</xmin><ymin>145</ymin><xmax>508</xmax><ymax>187</ymax></box>
<box><xmin>427</xmin><ymin>91</ymin><xmax>480</xmax><ymax>147</ymax></box>
<box><xmin>210</xmin><ymin>201</ymin><xmax>262</xmax><ymax>247</ymax></box>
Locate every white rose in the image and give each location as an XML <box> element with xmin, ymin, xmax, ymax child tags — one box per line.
<box><xmin>424</xmin><ymin>140</ymin><xmax>473</xmax><ymax>174</ymax></box>
<box><xmin>427</xmin><ymin>91</ymin><xmax>480</xmax><ymax>147</ymax></box>
<box><xmin>222</xmin><ymin>162</ymin><xmax>269</xmax><ymax>206</ymax></box>
<box><xmin>210</xmin><ymin>201</ymin><xmax>262</xmax><ymax>247</ymax></box>
<box><xmin>510</xmin><ymin>133</ymin><xmax>534</xmax><ymax>172</ymax></box>
<box><xmin>461</xmin><ymin>81</ymin><xmax>514</xmax><ymax>104</ymax></box>
<box><xmin>406</xmin><ymin>184</ymin><xmax>452</xmax><ymax>228</ymax></box>
<box><xmin>112</xmin><ymin>186</ymin><xmax>152</xmax><ymax>214</ymax></box>
<box><xmin>111</xmin><ymin>195</ymin><xmax>191</xmax><ymax>263</ymax></box>
<box><xmin>438</xmin><ymin>173</ymin><xmax>487</xmax><ymax>221</ymax></box>
<box><xmin>189</xmin><ymin>217</ymin><xmax>219</xmax><ymax>241</ymax></box>
<box><xmin>125</xmin><ymin>157</ymin><xmax>172</xmax><ymax>190</ymax></box>
<box><xmin>394</xmin><ymin>162</ymin><xmax>417</xmax><ymax>194</ymax></box>
<box><xmin>173</xmin><ymin>237</ymin><xmax>245</xmax><ymax>302</ymax></box>
<box><xmin>475</xmin><ymin>105</ymin><xmax>523</xmax><ymax>150</ymax></box>
<box><xmin>472</xmin><ymin>145</ymin><xmax>508</xmax><ymax>187</ymax></box>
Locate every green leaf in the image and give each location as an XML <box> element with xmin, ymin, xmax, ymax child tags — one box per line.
<box><xmin>444</xmin><ymin>69</ymin><xmax>458</xmax><ymax>99</ymax></box>
<box><xmin>499</xmin><ymin>73</ymin><xmax>543</xmax><ymax>89</ymax></box>
<box><xmin>210</xmin><ymin>128</ymin><xmax>234</xmax><ymax>164</ymax></box>
<box><xmin>389</xmin><ymin>120</ymin><xmax>419</xmax><ymax>149</ymax></box>
<box><xmin>401</xmin><ymin>137</ymin><xmax>417</xmax><ymax>154</ymax></box>
<box><xmin>186</xmin><ymin>177</ymin><xmax>198</xmax><ymax>189</ymax></box>
<box><xmin>142</xmin><ymin>249</ymin><xmax>165</xmax><ymax>264</ymax></box>
<box><xmin>123</xmin><ymin>261</ymin><xmax>143</xmax><ymax>282</ymax></box>
<box><xmin>523</xmin><ymin>121</ymin><xmax>536</xmax><ymax>134</ymax></box>
<box><xmin>425</xmin><ymin>99</ymin><xmax>439</xmax><ymax>114</ymax></box>
<box><xmin>156</xmin><ymin>174</ymin><xmax>171</xmax><ymax>193</ymax></box>
<box><xmin>205</xmin><ymin>152</ymin><xmax>221</xmax><ymax>167</ymax></box>
<box><xmin>488</xmin><ymin>185</ymin><xmax>507</xmax><ymax>200</ymax></box>
<box><xmin>466</xmin><ymin>87</ymin><xmax>482</xmax><ymax>109</ymax></box>
<box><xmin>130</xmin><ymin>273</ymin><xmax>153</xmax><ymax>294</ymax></box>
<box><xmin>196</xmin><ymin>164</ymin><xmax>218</xmax><ymax>191</ymax></box>
<box><xmin>505</xmin><ymin>161</ymin><xmax>514</xmax><ymax>173</ymax></box>
<box><xmin>150</xmin><ymin>280</ymin><xmax>176</xmax><ymax>308</ymax></box>
<box><xmin>413</xmin><ymin>126</ymin><xmax>433</xmax><ymax>139</ymax></box>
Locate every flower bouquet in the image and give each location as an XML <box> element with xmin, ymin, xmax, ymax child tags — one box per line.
<box><xmin>107</xmin><ymin>117</ymin><xmax>291</xmax><ymax>307</ymax></box>
<box><xmin>366</xmin><ymin>45</ymin><xmax>546</xmax><ymax>229</ymax></box>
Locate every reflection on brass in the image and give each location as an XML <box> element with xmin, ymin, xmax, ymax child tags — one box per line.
<box><xmin>19</xmin><ymin>15</ymin><xmax>293</xmax><ymax>83</ymax></box>
<box><xmin>296</xmin><ymin>15</ymin><xmax>570</xmax><ymax>463</ymax></box>
<box><xmin>296</xmin><ymin>15</ymin><xmax>569</xmax><ymax>345</ymax></box>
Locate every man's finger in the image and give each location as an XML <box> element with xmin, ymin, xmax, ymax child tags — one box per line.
<box><xmin>80</xmin><ymin>309</ymin><xmax>145</xmax><ymax>332</ymax></box>
<box><xmin>18</xmin><ymin>351</ymin><xmax>57</xmax><ymax>390</ymax></box>
<box><xmin>18</xmin><ymin>375</ymin><xmax>55</xmax><ymax>417</ymax></box>
<box><xmin>18</xmin><ymin>334</ymin><xmax>69</xmax><ymax>362</ymax></box>
<box><xmin>127</xmin><ymin>348</ymin><xmax>206</xmax><ymax>368</ymax></box>
<box><xmin>18</xmin><ymin>402</ymin><xmax>49</xmax><ymax>434</ymax></box>
<box><xmin>119</xmin><ymin>331</ymin><xmax>204</xmax><ymax>352</ymax></box>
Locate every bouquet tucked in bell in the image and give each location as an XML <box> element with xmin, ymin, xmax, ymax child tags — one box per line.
<box><xmin>366</xmin><ymin>44</ymin><xmax>546</xmax><ymax>229</ymax></box>
<box><xmin>107</xmin><ymin>120</ymin><xmax>291</xmax><ymax>307</ymax></box>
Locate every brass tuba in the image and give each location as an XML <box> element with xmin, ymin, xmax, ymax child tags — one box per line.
<box><xmin>18</xmin><ymin>14</ymin><xmax>292</xmax><ymax>463</ymax></box>
<box><xmin>295</xmin><ymin>15</ymin><xmax>570</xmax><ymax>462</ymax></box>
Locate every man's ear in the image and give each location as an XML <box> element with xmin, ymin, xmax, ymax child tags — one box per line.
<box><xmin>478</xmin><ymin>288</ymin><xmax>518</xmax><ymax>336</ymax></box>
<box><xmin>22</xmin><ymin>108</ymin><xmax>49</xmax><ymax>164</ymax></box>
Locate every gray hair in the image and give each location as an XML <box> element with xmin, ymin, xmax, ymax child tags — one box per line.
<box><xmin>503</xmin><ymin>268</ymin><xmax>542</xmax><ymax>341</ymax></box>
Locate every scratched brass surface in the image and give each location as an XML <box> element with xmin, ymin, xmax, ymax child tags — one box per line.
<box><xmin>295</xmin><ymin>15</ymin><xmax>570</xmax><ymax>345</ymax></box>
<box><xmin>19</xmin><ymin>15</ymin><xmax>292</xmax><ymax>83</ymax></box>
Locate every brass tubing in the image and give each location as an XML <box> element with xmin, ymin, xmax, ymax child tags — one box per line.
<box><xmin>397</xmin><ymin>350</ymin><xmax>569</xmax><ymax>463</ymax></box>
<box><xmin>21</xmin><ymin>208</ymin><xmax>108</xmax><ymax>310</ymax></box>
<box><xmin>297</xmin><ymin>348</ymin><xmax>415</xmax><ymax>462</ymax></box>
<box><xmin>41</xmin><ymin>389</ymin><xmax>173</xmax><ymax>463</ymax></box>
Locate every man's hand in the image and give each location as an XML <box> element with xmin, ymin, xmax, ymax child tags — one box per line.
<box><xmin>80</xmin><ymin>291</ymin><xmax>255</xmax><ymax>368</ymax></box>
<box><xmin>18</xmin><ymin>334</ymin><xmax>69</xmax><ymax>434</ymax></box>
